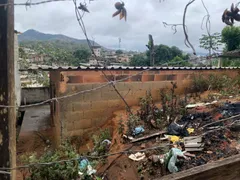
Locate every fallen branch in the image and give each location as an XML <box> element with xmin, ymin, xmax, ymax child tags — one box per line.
<box><xmin>201</xmin><ymin>114</ymin><xmax>240</xmax><ymax>129</ymax></box>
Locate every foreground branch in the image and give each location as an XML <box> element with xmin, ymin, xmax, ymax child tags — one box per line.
<box><xmin>183</xmin><ymin>0</ymin><xmax>196</xmax><ymax>55</ymax></box>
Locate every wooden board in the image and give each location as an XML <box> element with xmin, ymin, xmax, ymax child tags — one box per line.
<box><xmin>131</xmin><ymin>131</ymin><xmax>167</xmax><ymax>143</ymax></box>
<box><xmin>156</xmin><ymin>154</ymin><xmax>240</xmax><ymax>180</ymax></box>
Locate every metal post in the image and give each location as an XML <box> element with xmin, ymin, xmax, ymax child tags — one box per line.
<box><xmin>0</xmin><ymin>0</ymin><xmax>16</xmax><ymax>179</ymax></box>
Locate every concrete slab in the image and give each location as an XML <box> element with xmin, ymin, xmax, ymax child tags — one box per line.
<box><xmin>20</xmin><ymin>104</ymin><xmax>51</xmax><ymax>132</ymax></box>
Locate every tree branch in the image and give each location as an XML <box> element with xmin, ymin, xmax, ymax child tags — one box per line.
<box><xmin>183</xmin><ymin>0</ymin><xmax>196</xmax><ymax>55</ymax></box>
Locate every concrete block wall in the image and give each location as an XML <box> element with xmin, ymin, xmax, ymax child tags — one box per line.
<box><xmin>21</xmin><ymin>87</ymin><xmax>50</xmax><ymax>104</ymax></box>
<box><xmin>50</xmin><ymin>69</ymin><xmax>240</xmax><ymax>142</ymax></box>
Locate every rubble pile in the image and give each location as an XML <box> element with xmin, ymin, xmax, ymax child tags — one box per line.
<box><xmin>123</xmin><ymin>100</ymin><xmax>240</xmax><ymax>178</ymax></box>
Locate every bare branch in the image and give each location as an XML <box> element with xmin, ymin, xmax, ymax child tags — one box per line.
<box><xmin>162</xmin><ymin>22</ymin><xmax>188</xmax><ymax>34</ymax></box>
<box><xmin>72</xmin><ymin>0</ymin><xmax>133</xmax><ymax>114</ymax></box>
<box><xmin>183</xmin><ymin>0</ymin><xmax>196</xmax><ymax>55</ymax></box>
<box><xmin>0</xmin><ymin>0</ymin><xmax>72</xmax><ymax>7</ymax></box>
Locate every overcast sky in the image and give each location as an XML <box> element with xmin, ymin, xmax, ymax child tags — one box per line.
<box><xmin>15</xmin><ymin>0</ymin><xmax>236</xmax><ymax>54</ymax></box>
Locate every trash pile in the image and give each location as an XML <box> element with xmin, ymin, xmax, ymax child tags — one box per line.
<box><xmin>125</xmin><ymin>100</ymin><xmax>240</xmax><ymax>176</ymax></box>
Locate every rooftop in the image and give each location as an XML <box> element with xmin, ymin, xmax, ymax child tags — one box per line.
<box><xmin>19</xmin><ymin>65</ymin><xmax>240</xmax><ymax>71</ymax></box>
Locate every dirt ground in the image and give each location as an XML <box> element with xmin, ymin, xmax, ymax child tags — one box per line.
<box><xmin>16</xmin><ymin>129</ymin><xmax>54</xmax><ymax>180</ymax></box>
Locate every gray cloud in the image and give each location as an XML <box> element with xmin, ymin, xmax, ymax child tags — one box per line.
<box><xmin>15</xmin><ymin>0</ymin><xmax>238</xmax><ymax>54</ymax></box>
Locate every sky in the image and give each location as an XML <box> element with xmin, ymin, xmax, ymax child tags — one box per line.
<box><xmin>14</xmin><ymin>0</ymin><xmax>237</xmax><ymax>54</ymax></box>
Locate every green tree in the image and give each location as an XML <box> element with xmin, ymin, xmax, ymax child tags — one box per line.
<box><xmin>199</xmin><ymin>33</ymin><xmax>222</xmax><ymax>55</ymax></box>
<box><xmin>129</xmin><ymin>54</ymin><xmax>150</xmax><ymax>66</ymax></box>
<box><xmin>171</xmin><ymin>46</ymin><xmax>182</xmax><ymax>58</ymax></box>
<box><xmin>72</xmin><ymin>48</ymin><xmax>91</xmax><ymax>65</ymax></box>
<box><xmin>151</xmin><ymin>44</ymin><xmax>173</xmax><ymax>65</ymax></box>
<box><xmin>115</xmin><ymin>49</ymin><xmax>123</xmax><ymax>54</ymax></box>
<box><xmin>168</xmin><ymin>56</ymin><xmax>192</xmax><ymax>66</ymax></box>
<box><xmin>222</xmin><ymin>26</ymin><xmax>240</xmax><ymax>51</ymax></box>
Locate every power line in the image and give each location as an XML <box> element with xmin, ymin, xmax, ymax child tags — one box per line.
<box><xmin>72</xmin><ymin>0</ymin><xmax>133</xmax><ymax>114</ymax></box>
<box><xmin>0</xmin><ymin>68</ymin><xmax>150</xmax><ymax>108</ymax></box>
<box><xmin>0</xmin><ymin>117</ymin><xmax>236</xmax><ymax>171</ymax></box>
<box><xmin>0</xmin><ymin>0</ymin><xmax>72</xmax><ymax>7</ymax></box>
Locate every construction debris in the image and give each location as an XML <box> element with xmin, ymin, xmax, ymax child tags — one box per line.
<box><xmin>184</xmin><ymin>136</ymin><xmax>204</xmax><ymax>152</ymax></box>
<box><xmin>129</xmin><ymin>152</ymin><xmax>146</xmax><ymax>161</ymax></box>
<box><xmin>185</xmin><ymin>101</ymin><xmax>218</xmax><ymax>109</ymax></box>
<box><xmin>131</xmin><ymin>131</ymin><xmax>167</xmax><ymax>143</ymax></box>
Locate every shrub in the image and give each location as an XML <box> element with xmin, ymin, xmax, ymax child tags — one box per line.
<box><xmin>20</xmin><ymin>141</ymin><xmax>79</xmax><ymax>180</ymax></box>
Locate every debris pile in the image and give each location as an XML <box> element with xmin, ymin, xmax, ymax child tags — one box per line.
<box><xmin>118</xmin><ymin>98</ymin><xmax>240</xmax><ymax>178</ymax></box>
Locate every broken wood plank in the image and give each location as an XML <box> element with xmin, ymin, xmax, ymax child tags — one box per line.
<box><xmin>131</xmin><ymin>131</ymin><xmax>167</xmax><ymax>143</ymax></box>
<box><xmin>155</xmin><ymin>153</ymin><xmax>240</xmax><ymax>180</ymax></box>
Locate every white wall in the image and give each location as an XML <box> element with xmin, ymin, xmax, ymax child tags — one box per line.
<box><xmin>14</xmin><ymin>33</ymin><xmax>21</xmax><ymax>107</ymax></box>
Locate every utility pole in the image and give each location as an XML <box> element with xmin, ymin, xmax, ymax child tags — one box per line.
<box><xmin>146</xmin><ymin>34</ymin><xmax>155</xmax><ymax>66</ymax></box>
<box><xmin>0</xmin><ymin>0</ymin><xmax>16</xmax><ymax>179</ymax></box>
<box><xmin>119</xmin><ymin>37</ymin><xmax>121</xmax><ymax>49</ymax></box>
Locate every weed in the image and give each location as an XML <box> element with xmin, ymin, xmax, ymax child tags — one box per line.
<box><xmin>118</xmin><ymin>117</ymin><xmax>125</xmax><ymax>136</ymax></box>
<box><xmin>20</xmin><ymin>141</ymin><xmax>79</xmax><ymax>180</ymax></box>
<box><xmin>191</xmin><ymin>74</ymin><xmax>209</xmax><ymax>93</ymax></box>
<box><xmin>139</xmin><ymin>90</ymin><xmax>153</xmax><ymax>122</ymax></box>
<box><xmin>159</xmin><ymin>82</ymin><xmax>179</xmax><ymax>124</ymax></box>
<box><xmin>127</xmin><ymin>114</ymin><xmax>140</xmax><ymax>135</ymax></box>
<box><xmin>92</xmin><ymin>129</ymin><xmax>112</xmax><ymax>156</ymax></box>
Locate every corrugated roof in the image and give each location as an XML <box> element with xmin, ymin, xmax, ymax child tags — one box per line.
<box><xmin>19</xmin><ymin>66</ymin><xmax>240</xmax><ymax>71</ymax></box>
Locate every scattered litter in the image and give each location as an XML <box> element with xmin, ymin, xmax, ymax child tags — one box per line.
<box><xmin>168</xmin><ymin>122</ymin><xmax>189</xmax><ymax>136</ymax></box>
<box><xmin>206</xmin><ymin>151</ymin><xmax>213</xmax><ymax>154</ymax></box>
<box><xmin>79</xmin><ymin>159</ymin><xmax>89</xmax><ymax>171</ymax></box>
<box><xmin>186</xmin><ymin>103</ymin><xmax>205</xmax><ymax>109</ymax></box>
<box><xmin>149</xmin><ymin>154</ymin><xmax>164</xmax><ymax>164</ymax></box>
<box><xmin>122</xmin><ymin>134</ymin><xmax>134</xmax><ymax>140</ymax></box>
<box><xmin>102</xmin><ymin>139</ymin><xmax>111</xmax><ymax>145</ymax></box>
<box><xmin>86</xmin><ymin>165</ymin><xmax>97</xmax><ymax>175</ymax></box>
<box><xmin>131</xmin><ymin>131</ymin><xmax>167</xmax><ymax>143</ymax></box>
<box><xmin>186</xmin><ymin>101</ymin><xmax>218</xmax><ymax>109</ymax></box>
<box><xmin>183</xmin><ymin>152</ymin><xmax>196</xmax><ymax>158</ymax></box>
<box><xmin>166</xmin><ymin>135</ymin><xmax>181</xmax><ymax>143</ymax></box>
<box><xmin>129</xmin><ymin>152</ymin><xmax>146</xmax><ymax>161</ymax></box>
<box><xmin>78</xmin><ymin>159</ymin><xmax>97</xmax><ymax>176</ymax></box>
<box><xmin>165</xmin><ymin>148</ymin><xmax>190</xmax><ymax>173</ymax></box>
<box><xmin>132</xmin><ymin>126</ymin><xmax>145</xmax><ymax>136</ymax></box>
<box><xmin>184</xmin><ymin>136</ymin><xmax>204</xmax><ymax>152</ymax></box>
<box><xmin>187</xmin><ymin>128</ymin><xmax>194</xmax><ymax>134</ymax></box>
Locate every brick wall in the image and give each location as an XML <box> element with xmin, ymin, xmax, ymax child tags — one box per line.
<box><xmin>50</xmin><ymin>69</ymin><xmax>240</xmax><ymax>144</ymax></box>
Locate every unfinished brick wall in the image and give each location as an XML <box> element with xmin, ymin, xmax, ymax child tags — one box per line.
<box><xmin>21</xmin><ymin>87</ymin><xmax>50</xmax><ymax>104</ymax></box>
<box><xmin>49</xmin><ymin>69</ymin><xmax>240</xmax><ymax>144</ymax></box>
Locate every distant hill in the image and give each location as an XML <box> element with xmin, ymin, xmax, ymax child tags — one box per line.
<box><xmin>18</xmin><ymin>29</ymin><xmax>100</xmax><ymax>48</ymax></box>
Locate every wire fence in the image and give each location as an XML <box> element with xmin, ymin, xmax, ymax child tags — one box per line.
<box><xmin>0</xmin><ymin>113</ymin><xmax>237</xmax><ymax>173</ymax></box>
